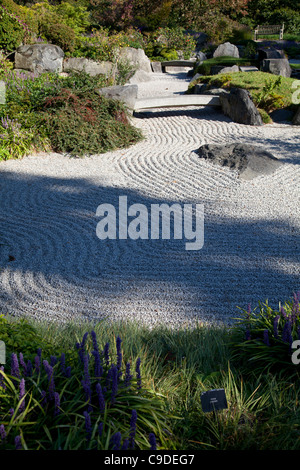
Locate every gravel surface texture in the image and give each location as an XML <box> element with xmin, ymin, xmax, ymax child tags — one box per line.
<box><xmin>0</xmin><ymin>72</ymin><xmax>299</xmax><ymax>327</ymax></box>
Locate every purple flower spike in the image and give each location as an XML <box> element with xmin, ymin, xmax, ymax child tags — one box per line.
<box><xmin>263</xmin><ymin>330</ymin><xmax>270</xmax><ymax>347</ymax></box>
<box><xmin>98</xmin><ymin>422</ymin><xmax>103</xmax><ymax>437</ymax></box>
<box><xmin>34</xmin><ymin>355</ymin><xmax>40</xmax><ymax>374</ymax></box>
<box><xmin>129</xmin><ymin>409</ymin><xmax>137</xmax><ymax>449</ymax></box>
<box><xmin>11</xmin><ymin>353</ymin><xmax>20</xmax><ymax>379</ymax></box>
<box><xmin>149</xmin><ymin>433</ymin><xmax>157</xmax><ymax>450</ymax></box>
<box><xmin>0</xmin><ymin>424</ymin><xmax>6</xmax><ymax>441</ymax></box>
<box><xmin>111</xmin><ymin>432</ymin><xmax>122</xmax><ymax>450</ymax></box>
<box><xmin>43</xmin><ymin>360</ymin><xmax>55</xmax><ymax>400</ymax></box>
<box><xmin>125</xmin><ymin>362</ymin><xmax>133</xmax><ymax>388</ymax></box>
<box><xmin>83</xmin><ymin>411</ymin><xmax>92</xmax><ymax>441</ymax></box>
<box><xmin>26</xmin><ymin>360</ymin><xmax>33</xmax><ymax>377</ymax></box>
<box><xmin>54</xmin><ymin>392</ymin><xmax>60</xmax><ymax>416</ymax></box>
<box><xmin>121</xmin><ymin>438</ymin><xmax>129</xmax><ymax>450</ymax></box>
<box><xmin>15</xmin><ymin>435</ymin><xmax>22</xmax><ymax>450</ymax></box>
<box><xmin>19</xmin><ymin>379</ymin><xmax>26</xmax><ymax>413</ymax></box>
<box><xmin>136</xmin><ymin>358</ymin><xmax>142</xmax><ymax>390</ymax></box>
<box><xmin>19</xmin><ymin>353</ymin><xmax>27</xmax><ymax>372</ymax></box>
<box><xmin>96</xmin><ymin>382</ymin><xmax>106</xmax><ymax>412</ymax></box>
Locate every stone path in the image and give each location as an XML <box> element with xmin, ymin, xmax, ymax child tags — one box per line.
<box><xmin>0</xmin><ymin>73</ymin><xmax>299</xmax><ymax>327</ymax></box>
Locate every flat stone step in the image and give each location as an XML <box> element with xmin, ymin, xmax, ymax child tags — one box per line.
<box><xmin>161</xmin><ymin>59</ymin><xmax>196</xmax><ymax>72</ymax></box>
<box><xmin>239</xmin><ymin>66</ymin><xmax>259</xmax><ymax>72</ymax></box>
<box><xmin>134</xmin><ymin>95</ymin><xmax>221</xmax><ymax>111</ymax></box>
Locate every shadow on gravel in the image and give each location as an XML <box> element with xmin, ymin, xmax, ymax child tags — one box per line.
<box><xmin>0</xmin><ymin>170</ymin><xmax>299</xmax><ymax>322</ymax></box>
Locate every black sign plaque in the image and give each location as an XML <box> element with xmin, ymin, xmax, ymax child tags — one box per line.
<box><xmin>201</xmin><ymin>388</ymin><xmax>228</xmax><ymax>413</ymax></box>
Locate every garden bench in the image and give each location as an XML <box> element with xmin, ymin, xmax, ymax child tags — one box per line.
<box><xmin>254</xmin><ymin>24</ymin><xmax>284</xmax><ymax>40</ymax></box>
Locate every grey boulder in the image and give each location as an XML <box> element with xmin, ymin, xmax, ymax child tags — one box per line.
<box><xmin>197</xmin><ymin>143</ymin><xmax>282</xmax><ymax>180</ymax></box>
<box><xmin>118</xmin><ymin>47</ymin><xmax>152</xmax><ymax>74</ymax></box>
<box><xmin>63</xmin><ymin>57</ymin><xmax>113</xmax><ymax>76</ymax></box>
<box><xmin>213</xmin><ymin>42</ymin><xmax>239</xmax><ymax>59</ymax></box>
<box><xmin>126</xmin><ymin>70</ymin><xmax>154</xmax><ymax>84</ymax></box>
<box><xmin>261</xmin><ymin>58</ymin><xmax>292</xmax><ymax>77</ymax></box>
<box><xmin>293</xmin><ymin>106</ymin><xmax>300</xmax><ymax>125</ymax></box>
<box><xmin>220</xmin><ymin>87</ymin><xmax>263</xmax><ymax>126</ymax></box>
<box><xmin>15</xmin><ymin>44</ymin><xmax>64</xmax><ymax>73</ymax></box>
<box><xmin>97</xmin><ymin>85</ymin><xmax>138</xmax><ymax>110</ymax></box>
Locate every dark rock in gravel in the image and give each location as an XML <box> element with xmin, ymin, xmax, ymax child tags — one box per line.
<box><xmin>269</xmin><ymin>108</ymin><xmax>294</xmax><ymax>123</ymax></box>
<box><xmin>293</xmin><ymin>106</ymin><xmax>300</xmax><ymax>125</ymax></box>
<box><xmin>197</xmin><ymin>143</ymin><xmax>282</xmax><ymax>180</ymax></box>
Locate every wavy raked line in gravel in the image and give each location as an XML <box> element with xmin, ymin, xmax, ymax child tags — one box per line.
<box><xmin>0</xmin><ymin>73</ymin><xmax>299</xmax><ymax>327</ymax></box>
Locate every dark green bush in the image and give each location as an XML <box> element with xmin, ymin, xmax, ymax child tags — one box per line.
<box><xmin>39</xmin><ymin>21</ymin><xmax>77</xmax><ymax>54</ymax></box>
<box><xmin>0</xmin><ymin>315</ymin><xmax>54</xmax><ymax>359</ymax></box>
<box><xmin>268</xmin><ymin>8</ymin><xmax>300</xmax><ymax>34</ymax></box>
<box><xmin>0</xmin><ymin>7</ymin><xmax>24</xmax><ymax>52</ymax></box>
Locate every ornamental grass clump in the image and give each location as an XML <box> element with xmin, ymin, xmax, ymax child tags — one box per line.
<box><xmin>230</xmin><ymin>293</ymin><xmax>300</xmax><ymax>375</ymax></box>
<box><xmin>0</xmin><ymin>331</ymin><xmax>174</xmax><ymax>450</ymax></box>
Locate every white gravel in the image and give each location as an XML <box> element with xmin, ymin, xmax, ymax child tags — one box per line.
<box><xmin>0</xmin><ymin>72</ymin><xmax>299</xmax><ymax>328</ymax></box>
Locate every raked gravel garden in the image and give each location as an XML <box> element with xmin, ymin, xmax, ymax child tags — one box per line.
<box><xmin>0</xmin><ymin>72</ymin><xmax>299</xmax><ymax>328</ymax></box>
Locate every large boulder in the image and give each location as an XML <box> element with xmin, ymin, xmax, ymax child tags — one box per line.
<box><xmin>151</xmin><ymin>61</ymin><xmax>162</xmax><ymax>73</ymax></box>
<box><xmin>15</xmin><ymin>44</ymin><xmax>64</xmax><ymax>73</ymax></box>
<box><xmin>118</xmin><ymin>47</ymin><xmax>152</xmax><ymax>74</ymax></box>
<box><xmin>126</xmin><ymin>70</ymin><xmax>154</xmax><ymax>84</ymax></box>
<box><xmin>63</xmin><ymin>57</ymin><xmax>113</xmax><ymax>76</ymax></box>
<box><xmin>97</xmin><ymin>85</ymin><xmax>138</xmax><ymax>110</ymax></box>
<box><xmin>261</xmin><ymin>59</ymin><xmax>292</xmax><ymax>77</ymax></box>
<box><xmin>213</xmin><ymin>42</ymin><xmax>239</xmax><ymax>59</ymax></box>
<box><xmin>258</xmin><ymin>47</ymin><xmax>285</xmax><ymax>61</ymax></box>
<box><xmin>220</xmin><ymin>87</ymin><xmax>263</xmax><ymax>126</ymax></box>
<box><xmin>210</xmin><ymin>65</ymin><xmax>240</xmax><ymax>75</ymax></box>
<box><xmin>293</xmin><ymin>106</ymin><xmax>300</xmax><ymax>125</ymax></box>
<box><xmin>197</xmin><ymin>143</ymin><xmax>282</xmax><ymax>180</ymax></box>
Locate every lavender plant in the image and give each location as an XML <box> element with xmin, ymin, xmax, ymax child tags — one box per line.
<box><xmin>0</xmin><ymin>331</ymin><xmax>174</xmax><ymax>450</ymax></box>
<box><xmin>230</xmin><ymin>292</ymin><xmax>300</xmax><ymax>374</ymax></box>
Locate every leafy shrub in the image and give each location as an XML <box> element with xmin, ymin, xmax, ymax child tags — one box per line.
<box><xmin>0</xmin><ymin>116</ymin><xmax>35</xmax><ymax>160</ymax></box>
<box><xmin>39</xmin><ymin>21</ymin><xmax>77</xmax><ymax>53</ymax></box>
<box><xmin>0</xmin><ymin>6</ymin><xmax>24</xmax><ymax>52</ymax></box>
<box><xmin>0</xmin><ymin>56</ymin><xmax>14</xmax><ymax>77</ymax></box>
<box><xmin>144</xmin><ymin>27</ymin><xmax>196</xmax><ymax>61</ymax></box>
<box><xmin>41</xmin><ymin>88</ymin><xmax>142</xmax><ymax>156</ymax></box>
<box><xmin>0</xmin><ymin>331</ymin><xmax>173</xmax><ymax>450</ymax></box>
<box><xmin>230</xmin><ymin>293</ymin><xmax>300</xmax><ymax>375</ymax></box>
<box><xmin>268</xmin><ymin>8</ymin><xmax>300</xmax><ymax>34</ymax></box>
<box><xmin>253</xmin><ymin>76</ymin><xmax>285</xmax><ymax>113</ymax></box>
<box><xmin>0</xmin><ymin>315</ymin><xmax>54</xmax><ymax>359</ymax></box>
